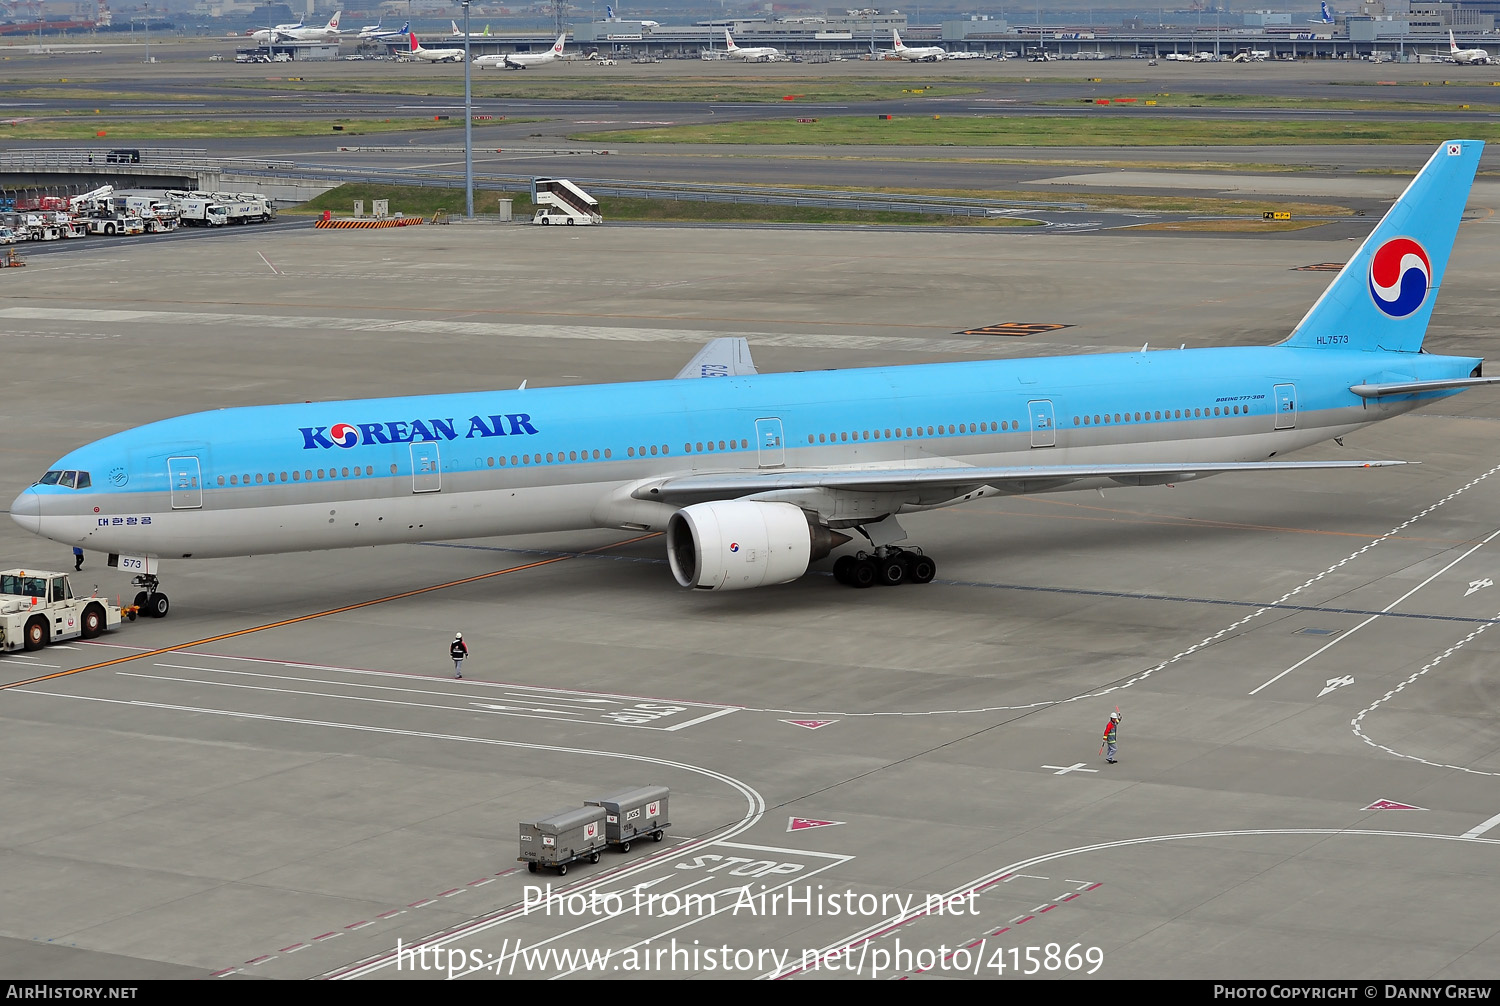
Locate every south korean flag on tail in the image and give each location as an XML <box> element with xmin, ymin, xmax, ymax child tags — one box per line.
<box><xmin>1448</xmin><ymin>143</ymin><xmax>1463</xmax><ymax>156</ymax></box>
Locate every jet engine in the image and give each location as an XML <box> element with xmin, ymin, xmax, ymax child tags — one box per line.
<box><xmin>666</xmin><ymin>501</ymin><xmax>850</xmax><ymax>591</ymax></box>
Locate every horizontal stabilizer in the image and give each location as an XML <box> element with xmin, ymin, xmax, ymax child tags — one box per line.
<box><xmin>675</xmin><ymin>337</ymin><xmax>758</xmax><ymax>379</ymax></box>
<box><xmin>1349</xmin><ymin>376</ymin><xmax>1500</xmax><ymax>397</ymax></box>
<box><xmin>636</xmin><ymin>459</ymin><xmax>1408</xmax><ymax>501</ymax></box>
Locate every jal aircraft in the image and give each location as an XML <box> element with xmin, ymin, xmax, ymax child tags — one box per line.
<box><xmin>723</xmin><ymin>29</ymin><xmax>779</xmax><ymax>61</ymax></box>
<box><xmin>12</xmin><ymin>141</ymin><xmax>1498</xmax><ymax>613</ymax></box>
<box><xmin>1449</xmin><ymin>30</ymin><xmax>1492</xmax><ymax>64</ymax></box>
<box><xmin>404</xmin><ymin>33</ymin><xmax>465</xmax><ymax>62</ymax></box>
<box><xmin>249</xmin><ymin>10</ymin><xmax>342</xmax><ymax>44</ymax></box>
<box><xmin>891</xmin><ymin>28</ymin><xmax>947</xmax><ymax>61</ymax></box>
<box><xmin>473</xmin><ymin>34</ymin><xmax>567</xmax><ymax>69</ymax></box>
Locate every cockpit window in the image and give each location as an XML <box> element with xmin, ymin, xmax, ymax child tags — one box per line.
<box><xmin>34</xmin><ymin>470</ymin><xmax>90</xmax><ymax>489</ymax></box>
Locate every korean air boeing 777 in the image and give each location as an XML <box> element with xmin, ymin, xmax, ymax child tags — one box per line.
<box><xmin>11</xmin><ymin>141</ymin><xmax>1498</xmax><ymax>614</ymax></box>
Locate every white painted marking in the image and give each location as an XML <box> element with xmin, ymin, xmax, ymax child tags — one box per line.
<box><xmin>751</xmin><ymin>461</ymin><xmax>1500</xmax><ymax>718</ymax></box>
<box><xmin>1353</xmin><ymin>603</ymin><xmax>1500</xmax><ymax>777</ymax></box>
<box><xmin>1318</xmin><ymin>674</ymin><xmax>1355</xmax><ymax>698</ymax></box>
<box><xmin>1462</xmin><ymin>812</ymin><xmax>1500</xmax><ymax>838</ymax></box>
<box><xmin>1251</xmin><ymin>527</ymin><xmax>1500</xmax><ymax>695</ymax></box>
<box><xmin>762</xmin><ymin>828</ymin><xmax>1500</xmax><ymax>979</ymax></box>
<box><xmin>1042</xmin><ymin>763</ymin><xmax>1099</xmax><ymax>775</ymax></box>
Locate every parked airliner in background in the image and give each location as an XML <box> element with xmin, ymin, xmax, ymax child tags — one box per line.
<box><xmin>1310</xmin><ymin>1</ymin><xmax>1335</xmax><ymax>23</ymax></box>
<box><xmin>1449</xmin><ymin>30</ymin><xmax>1492</xmax><ymax>64</ymax></box>
<box><xmin>405</xmin><ymin>32</ymin><xmax>465</xmax><ymax>62</ymax></box>
<box><xmin>723</xmin><ymin>29</ymin><xmax>779</xmax><ymax>61</ymax></box>
<box><xmin>249</xmin><ymin>10</ymin><xmax>341</xmax><ymax>44</ymax></box>
<box><xmin>359</xmin><ymin>19</ymin><xmax>407</xmax><ymax>41</ymax></box>
<box><xmin>11</xmin><ymin>141</ymin><xmax>1496</xmax><ymax>613</ymax></box>
<box><xmin>891</xmin><ymin>29</ymin><xmax>947</xmax><ymax>61</ymax></box>
<box><xmin>606</xmin><ymin>5</ymin><xmax>659</xmax><ymax>27</ymax></box>
<box><xmin>473</xmin><ymin>33</ymin><xmax>568</xmax><ymax>68</ymax></box>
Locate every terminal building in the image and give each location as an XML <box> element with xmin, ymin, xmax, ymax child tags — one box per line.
<box><xmin>237</xmin><ymin>4</ymin><xmax>1500</xmax><ymax>63</ymax></box>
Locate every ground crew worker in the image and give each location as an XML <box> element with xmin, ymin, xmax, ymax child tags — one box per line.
<box><xmin>1102</xmin><ymin>711</ymin><xmax>1121</xmax><ymax>763</ymax></box>
<box><xmin>450</xmin><ymin>632</ymin><xmax>468</xmax><ymax>679</ymax></box>
<box><xmin>72</xmin><ymin>546</ymin><xmax>84</xmax><ymax>571</ymax></box>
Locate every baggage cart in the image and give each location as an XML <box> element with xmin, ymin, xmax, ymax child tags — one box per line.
<box><xmin>518</xmin><ymin>805</ymin><xmax>607</xmax><ymax>876</ymax></box>
<box><xmin>585</xmin><ymin>785</ymin><xmax>670</xmax><ymax>852</ymax></box>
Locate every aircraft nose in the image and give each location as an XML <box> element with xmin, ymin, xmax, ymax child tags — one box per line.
<box><xmin>10</xmin><ymin>487</ymin><xmax>40</xmax><ymax>535</ymax></box>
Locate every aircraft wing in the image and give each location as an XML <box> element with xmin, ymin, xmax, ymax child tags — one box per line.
<box><xmin>1349</xmin><ymin>376</ymin><xmax>1500</xmax><ymax>397</ymax></box>
<box><xmin>635</xmin><ymin>459</ymin><xmax>1407</xmax><ymax>502</ymax></box>
<box><xmin>674</xmin><ymin>337</ymin><xmax>758</xmax><ymax>379</ymax></box>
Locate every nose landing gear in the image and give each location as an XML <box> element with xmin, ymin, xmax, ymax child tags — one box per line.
<box><xmin>130</xmin><ymin>573</ymin><xmax>169</xmax><ymax>618</ymax></box>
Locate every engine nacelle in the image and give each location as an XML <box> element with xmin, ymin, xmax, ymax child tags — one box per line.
<box><xmin>667</xmin><ymin>501</ymin><xmax>847</xmax><ymax>591</ymax></box>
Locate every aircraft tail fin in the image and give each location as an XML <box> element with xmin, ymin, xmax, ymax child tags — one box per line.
<box><xmin>554</xmin><ymin>33</ymin><xmax>566</xmax><ymax>52</ymax></box>
<box><xmin>1281</xmin><ymin>140</ymin><xmax>1481</xmax><ymax>354</ymax></box>
<box><xmin>409</xmin><ymin>32</ymin><xmax>419</xmax><ymax>52</ymax></box>
<box><xmin>725</xmin><ymin>28</ymin><xmax>738</xmax><ymax>50</ymax></box>
<box><xmin>1451</xmin><ymin>29</ymin><xmax>1461</xmax><ymax>53</ymax></box>
<box><xmin>893</xmin><ymin>28</ymin><xmax>904</xmax><ymax>48</ymax></box>
<box><xmin>328</xmin><ymin>10</ymin><xmax>340</xmax><ymax>30</ymax></box>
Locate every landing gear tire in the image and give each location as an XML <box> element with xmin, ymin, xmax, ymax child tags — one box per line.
<box><xmin>81</xmin><ymin>603</ymin><xmax>104</xmax><ymax>639</ymax></box>
<box><xmin>832</xmin><ymin>555</ymin><xmax>856</xmax><ymax>585</ymax></box>
<box><xmin>907</xmin><ymin>553</ymin><xmax>937</xmax><ymax>584</ymax></box>
<box><xmin>23</xmin><ymin>616</ymin><xmax>47</xmax><ymax>651</ymax></box>
<box><xmin>134</xmin><ymin>591</ymin><xmax>148</xmax><ymax>610</ymax></box>
<box><xmin>848</xmin><ymin>558</ymin><xmax>877</xmax><ymax>589</ymax></box>
<box><xmin>145</xmin><ymin>593</ymin><xmax>169</xmax><ymax>618</ymax></box>
<box><xmin>876</xmin><ymin>556</ymin><xmax>906</xmax><ymax>586</ymax></box>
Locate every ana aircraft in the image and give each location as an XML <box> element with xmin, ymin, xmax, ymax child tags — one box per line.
<box><xmin>473</xmin><ymin>33</ymin><xmax>567</xmax><ymax>69</ymax></box>
<box><xmin>249</xmin><ymin>10</ymin><xmax>342</xmax><ymax>44</ymax></box>
<box><xmin>606</xmin><ymin>5</ymin><xmax>659</xmax><ymax>27</ymax></box>
<box><xmin>358</xmin><ymin>19</ymin><xmax>408</xmax><ymax>41</ymax></box>
<box><xmin>1310</xmin><ymin>1</ymin><xmax>1335</xmax><ymax>23</ymax></box>
<box><xmin>405</xmin><ymin>32</ymin><xmax>465</xmax><ymax>63</ymax></box>
<box><xmin>723</xmin><ymin>28</ymin><xmax>779</xmax><ymax>61</ymax></box>
<box><xmin>1449</xmin><ymin>30</ymin><xmax>1492</xmax><ymax>64</ymax></box>
<box><xmin>891</xmin><ymin>28</ymin><xmax>947</xmax><ymax>61</ymax></box>
<box><xmin>11</xmin><ymin>141</ymin><xmax>1498</xmax><ymax>611</ymax></box>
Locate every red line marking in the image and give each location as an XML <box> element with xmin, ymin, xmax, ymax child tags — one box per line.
<box><xmin>0</xmin><ymin>535</ymin><xmax>660</xmax><ymax>693</ymax></box>
<box><xmin>409</xmin><ymin>899</ymin><xmax>434</xmax><ymax>908</ymax></box>
<box><xmin>495</xmin><ymin>868</ymin><xmax>520</xmax><ymax>876</ymax></box>
<box><xmin>468</xmin><ymin>877</ymin><xmax>493</xmax><ymax>887</ymax></box>
<box><xmin>966</xmin><ymin>940</ymin><xmax>983</xmax><ymax>949</ymax></box>
<box><xmin>992</xmin><ymin>928</ymin><xmax>1010</xmax><ymax>935</ymax></box>
<box><xmin>244</xmin><ymin>955</ymin><xmax>271</xmax><ymax>965</ymax></box>
<box><xmin>376</xmin><ymin>910</ymin><xmax>403</xmax><ymax>919</ymax></box>
<box><xmin>345</xmin><ymin>921</ymin><xmax>371</xmax><ymax>930</ymax></box>
<box><xmin>280</xmin><ymin>944</ymin><xmax>306</xmax><ymax>953</ymax></box>
<box><xmin>439</xmin><ymin>888</ymin><xmax>463</xmax><ymax>897</ymax></box>
<box><xmin>312</xmin><ymin>932</ymin><xmax>340</xmax><ymax>941</ymax></box>
<box><xmin>1016</xmin><ymin>915</ymin><xmax>1033</xmax><ymax>924</ymax></box>
<box><xmin>1040</xmin><ymin>904</ymin><xmax>1056</xmax><ymax>913</ymax></box>
<box><xmin>210</xmin><ymin>968</ymin><xmax>238</xmax><ymax>977</ymax></box>
<box><xmin>1086</xmin><ymin>883</ymin><xmax>1102</xmax><ymax>891</ymax></box>
<box><xmin>1060</xmin><ymin>892</ymin><xmax>1079</xmax><ymax>902</ymax></box>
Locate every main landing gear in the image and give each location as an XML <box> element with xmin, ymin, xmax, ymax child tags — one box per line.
<box><xmin>130</xmin><ymin>573</ymin><xmax>169</xmax><ymax>619</ymax></box>
<box><xmin>831</xmin><ymin>547</ymin><xmax>937</xmax><ymax>588</ymax></box>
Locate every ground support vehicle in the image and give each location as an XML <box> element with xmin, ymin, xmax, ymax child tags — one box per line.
<box><xmin>0</xmin><ymin>569</ymin><xmax>128</xmax><ymax>652</ymax></box>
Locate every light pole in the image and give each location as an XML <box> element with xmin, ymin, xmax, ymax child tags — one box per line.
<box><xmin>463</xmin><ymin>0</ymin><xmax>473</xmax><ymax>218</ymax></box>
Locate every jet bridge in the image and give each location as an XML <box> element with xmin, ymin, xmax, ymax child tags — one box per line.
<box><xmin>531</xmin><ymin>177</ymin><xmax>602</xmax><ymax>225</ymax></box>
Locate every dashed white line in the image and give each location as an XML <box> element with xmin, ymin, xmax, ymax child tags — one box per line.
<box><xmin>1462</xmin><ymin>812</ymin><xmax>1500</xmax><ymax>838</ymax></box>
